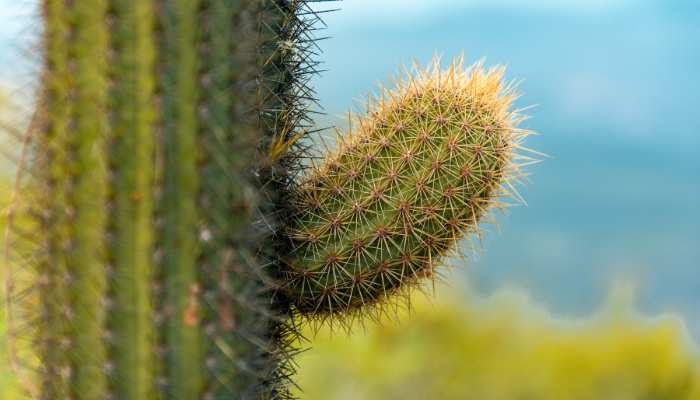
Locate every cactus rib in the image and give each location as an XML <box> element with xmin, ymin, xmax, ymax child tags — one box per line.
<box><xmin>36</xmin><ymin>1</ymin><xmax>73</xmax><ymax>397</ymax></box>
<box><xmin>106</xmin><ymin>0</ymin><xmax>157</xmax><ymax>398</ymax></box>
<box><xmin>157</xmin><ymin>0</ymin><xmax>203</xmax><ymax>397</ymax></box>
<box><xmin>197</xmin><ymin>0</ymin><xmax>276</xmax><ymax>397</ymax></box>
<box><xmin>63</xmin><ymin>0</ymin><xmax>111</xmax><ymax>397</ymax></box>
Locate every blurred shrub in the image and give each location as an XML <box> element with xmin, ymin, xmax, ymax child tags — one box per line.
<box><xmin>0</xmin><ymin>182</ymin><xmax>19</xmax><ymax>400</ymax></box>
<box><xmin>295</xmin><ymin>285</ymin><xmax>700</xmax><ymax>400</ymax></box>
<box><xmin>0</xmin><ymin>88</ymin><xmax>20</xmax><ymax>399</ymax></box>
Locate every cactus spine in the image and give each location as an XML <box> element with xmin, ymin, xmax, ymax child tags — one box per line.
<box><xmin>5</xmin><ymin>1</ymin><xmax>533</xmax><ymax>399</ymax></box>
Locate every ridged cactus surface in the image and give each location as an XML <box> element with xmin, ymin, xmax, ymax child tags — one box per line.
<box><xmin>38</xmin><ymin>0</ymin><xmax>110</xmax><ymax>397</ymax></box>
<box><xmin>6</xmin><ymin>1</ymin><xmax>329</xmax><ymax>399</ymax></box>
<box><xmin>278</xmin><ymin>59</ymin><xmax>531</xmax><ymax>316</ymax></box>
<box><xmin>107</xmin><ymin>0</ymin><xmax>156</xmax><ymax>398</ymax></box>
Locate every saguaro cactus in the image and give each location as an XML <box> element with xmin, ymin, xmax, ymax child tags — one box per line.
<box><xmin>8</xmin><ymin>1</ymin><xmax>317</xmax><ymax>399</ymax></box>
<box><xmin>4</xmin><ymin>1</ymin><xmax>533</xmax><ymax>399</ymax></box>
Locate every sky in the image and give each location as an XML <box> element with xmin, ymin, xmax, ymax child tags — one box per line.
<box><xmin>306</xmin><ymin>0</ymin><xmax>700</xmax><ymax>337</ymax></box>
<box><xmin>0</xmin><ymin>0</ymin><xmax>698</xmax><ymax>337</ymax></box>
<box><xmin>0</xmin><ymin>1</ymin><xmax>33</xmax><ymax>75</ymax></box>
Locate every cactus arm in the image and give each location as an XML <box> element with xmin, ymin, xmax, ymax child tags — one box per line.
<box><xmin>106</xmin><ymin>0</ymin><xmax>157</xmax><ymax>398</ymax></box>
<box><xmin>158</xmin><ymin>0</ymin><xmax>203</xmax><ymax>397</ymax></box>
<box><xmin>66</xmin><ymin>0</ymin><xmax>111</xmax><ymax>397</ymax></box>
<box><xmin>281</xmin><ymin>60</ymin><xmax>529</xmax><ymax>317</ymax></box>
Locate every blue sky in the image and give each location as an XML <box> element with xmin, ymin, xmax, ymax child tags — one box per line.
<box><xmin>0</xmin><ymin>0</ymin><xmax>698</xmax><ymax>337</ymax></box>
<box><xmin>307</xmin><ymin>0</ymin><xmax>700</xmax><ymax>336</ymax></box>
<box><xmin>0</xmin><ymin>2</ymin><xmax>31</xmax><ymax>68</ymax></box>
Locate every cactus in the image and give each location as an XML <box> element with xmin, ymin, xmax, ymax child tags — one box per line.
<box><xmin>275</xmin><ymin>58</ymin><xmax>530</xmax><ymax>318</ymax></box>
<box><xmin>7</xmin><ymin>1</ymin><xmax>318</xmax><ymax>399</ymax></box>
<box><xmin>4</xmin><ymin>1</ymin><xmax>533</xmax><ymax>399</ymax></box>
<box><xmin>37</xmin><ymin>1</ymin><xmax>110</xmax><ymax>398</ymax></box>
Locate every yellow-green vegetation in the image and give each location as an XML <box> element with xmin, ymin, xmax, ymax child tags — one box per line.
<box><xmin>0</xmin><ymin>89</ymin><xmax>19</xmax><ymax>180</ymax></box>
<box><xmin>295</xmin><ymin>285</ymin><xmax>700</xmax><ymax>400</ymax></box>
<box><xmin>0</xmin><ymin>197</ymin><xmax>19</xmax><ymax>400</ymax></box>
<box><xmin>0</xmin><ymin>89</ymin><xmax>19</xmax><ymax>400</ymax></box>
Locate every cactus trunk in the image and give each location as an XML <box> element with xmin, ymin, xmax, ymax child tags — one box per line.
<box><xmin>15</xmin><ymin>1</ymin><xmax>320</xmax><ymax>399</ymax></box>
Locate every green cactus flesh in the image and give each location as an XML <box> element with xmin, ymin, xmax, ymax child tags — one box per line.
<box><xmin>107</xmin><ymin>0</ymin><xmax>157</xmax><ymax>398</ymax></box>
<box><xmin>157</xmin><ymin>0</ymin><xmax>203</xmax><ymax>397</ymax></box>
<box><xmin>44</xmin><ymin>0</ymin><xmax>111</xmax><ymax>397</ymax></box>
<box><xmin>36</xmin><ymin>1</ymin><xmax>79</xmax><ymax>397</ymax></box>
<box><xmin>14</xmin><ymin>0</ymin><xmax>320</xmax><ymax>399</ymax></box>
<box><xmin>279</xmin><ymin>59</ymin><xmax>530</xmax><ymax>316</ymax></box>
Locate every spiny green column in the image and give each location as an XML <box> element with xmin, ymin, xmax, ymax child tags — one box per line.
<box><xmin>279</xmin><ymin>60</ymin><xmax>529</xmax><ymax>318</ymax></box>
<box><xmin>65</xmin><ymin>0</ymin><xmax>110</xmax><ymax>398</ymax></box>
<box><xmin>26</xmin><ymin>1</ymin><xmax>328</xmax><ymax>399</ymax></box>
<box><xmin>37</xmin><ymin>1</ymin><xmax>72</xmax><ymax>397</ymax></box>
<box><xmin>256</xmin><ymin>0</ymin><xmax>298</xmax><ymax>154</ymax></box>
<box><xmin>106</xmin><ymin>0</ymin><xmax>157</xmax><ymax>398</ymax></box>
<box><xmin>197</xmin><ymin>0</ymin><xmax>265</xmax><ymax>398</ymax></box>
<box><xmin>158</xmin><ymin>0</ymin><xmax>202</xmax><ymax>397</ymax></box>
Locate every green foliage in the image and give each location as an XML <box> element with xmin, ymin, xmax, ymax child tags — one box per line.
<box><xmin>295</xmin><ymin>287</ymin><xmax>700</xmax><ymax>400</ymax></box>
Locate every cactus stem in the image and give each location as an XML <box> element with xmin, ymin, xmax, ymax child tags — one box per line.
<box><xmin>106</xmin><ymin>0</ymin><xmax>157</xmax><ymax>398</ymax></box>
<box><xmin>157</xmin><ymin>0</ymin><xmax>203</xmax><ymax>397</ymax></box>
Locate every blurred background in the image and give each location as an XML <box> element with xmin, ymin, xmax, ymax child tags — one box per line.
<box><xmin>302</xmin><ymin>0</ymin><xmax>700</xmax><ymax>397</ymax></box>
<box><xmin>307</xmin><ymin>0</ymin><xmax>700</xmax><ymax>335</ymax></box>
<box><xmin>1</xmin><ymin>0</ymin><xmax>699</xmax><ymax>398</ymax></box>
